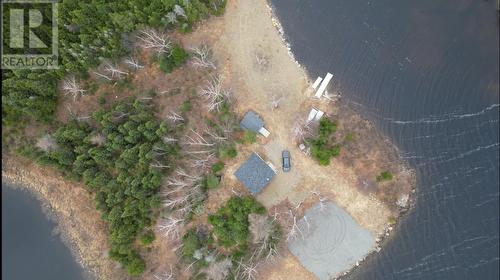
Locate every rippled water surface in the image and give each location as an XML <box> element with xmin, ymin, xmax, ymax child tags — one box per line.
<box><xmin>269</xmin><ymin>0</ymin><xmax>499</xmax><ymax>279</ymax></box>
<box><xmin>2</xmin><ymin>184</ymin><xmax>85</xmax><ymax>280</ymax></box>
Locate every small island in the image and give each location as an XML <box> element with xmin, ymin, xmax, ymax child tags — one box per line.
<box><xmin>2</xmin><ymin>0</ymin><xmax>416</xmax><ymax>279</ymax></box>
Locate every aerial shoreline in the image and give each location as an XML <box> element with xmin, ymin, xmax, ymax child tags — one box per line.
<box><xmin>1</xmin><ymin>0</ymin><xmax>416</xmax><ymax>279</ymax></box>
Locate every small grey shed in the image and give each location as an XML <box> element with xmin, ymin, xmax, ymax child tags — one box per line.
<box><xmin>240</xmin><ymin>111</ymin><xmax>270</xmax><ymax>137</ymax></box>
<box><xmin>240</xmin><ymin>111</ymin><xmax>264</xmax><ymax>132</ymax></box>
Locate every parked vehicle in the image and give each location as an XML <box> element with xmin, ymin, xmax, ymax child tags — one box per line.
<box><xmin>282</xmin><ymin>150</ymin><xmax>291</xmax><ymax>172</ymax></box>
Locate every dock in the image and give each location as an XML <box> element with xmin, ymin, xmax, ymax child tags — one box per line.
<box><xmin>314</xmin><ymin>72</ymin><xmax>333</xmax><ymax>98</ymax></box>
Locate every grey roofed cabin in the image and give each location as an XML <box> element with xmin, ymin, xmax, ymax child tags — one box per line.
<box><xmin>240</xmin><ymin>111</ymin><xmax>264</xmax><ymax>132</ymax></box>
<box><xmin>234</xmin><ymin>153</ymin><xmax>276</xmax><ymax>195</ymax></box>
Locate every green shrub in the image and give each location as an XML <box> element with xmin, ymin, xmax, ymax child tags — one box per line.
<box><xmin>211</xmin><ymin>162</ymin><xmax>225</xmax><ymax>173</ymax></box>
<box><xmin>181</xmin><ymin>99</ymin><xmax>192</xmax><ymax>113</ymax></box>
<box><xmin>204</xmin><ymin>173</ymin><xmax>220</xmax><ymax>190</ymax></box>
<box><xmin>98</xmin><ymin>95</ymin><xmax>107</xmax><ymax>105</ymax></box>
<box><xmin>242</xmin><ymin>131</ymin><xmax>257</xmax><ymax>144</ymax></box>
<box><xmin>218</xmin><ymin>145</ymin><xmax>237</xmax><ymax>159</ymax></box>
<box><xmin>376</xmin><ymin>171</ymin><xmax>394</xmax><ymax>182</ymax></box>
<box><xmin>159</xmin><ymin>45</ymin><xmax>189</xmax><ymax>73</ymax></box>
<box><xmin>140</xmin><ymin>231</ymin><xmax>155</xmax><ymax>245</ymax></box>
<box><xmin>182</xmin><ymin>229</ymin><xmax>203</xmax><ymax>259</ymax></box>
<box><xmin>208</xmin><ymin>196</ymin><xmax>265</xmax><ymax>248</ymax></box>
<box><xmin>308</xmin><ymin>117</ymin><xmax>340</xmax><ymax>166</ymax></box>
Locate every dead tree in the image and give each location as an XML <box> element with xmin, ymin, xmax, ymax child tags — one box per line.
<box><xmin>270</xmin><ymin>94</ymin><xmax>284</xmax><ymax>111</ymax></box>
<box><xmin>137</xmin><ymin>29</ymin><xmax>172</xmax><ymax>54</ymax></box>
<box><xmin>157</xmin><ymin>216</ymin><xmax>184</xmax><ymax>240</ymax></box>
<box><xmin>175</xmin><ymin>168</ymin><xmax>201</xmax><ymax>183</ymax></box>
<box><xmin>200</xmin><ymin>75</ymin><xmax>230</xmax><ymax>112</ymax></box>
<box><xmin>124</xmin><ymin>56</ymin><xmax>144</xmax><ymax>70</ymax></box>
<box><xmin>36</xmin><ymin>134</ymin><xmax>57</xmax><ymax>152</ymax></box>
<box><xmin>311</xmin><ymin>190</ymin><xmax>328</xmax><ymax>211</ymax></box>
<box><xmin>167</xmin><ymin>111</ymin><xmax>184</xmax><ymax>124</ymax></box>
<box><xmin>173</xmin><ymin>5</ymin><xmax>187</xmax><ymax>19</ymax></box>
<box><xmin>92</xmin><ymin>71</ymin><xmax>112</xmax><ymax>81</ymax></box>
<box><xmin>183</xmin><ymin>129</ymin><xmax>216</xmax><ymax>148</ymax></box>
<box><xmin>164</xmin><ymin>12</ymin><xmax>177</xmax><ymax>25</ymax></box>
<box><xmin>292</xmin><ymin>118</ymin><xmax>314</xmax><ymax>141</ymax></box>
<box><xmin>191</xmin><ymin>44</ymin><xmax>216</xmax><ymax>69</ymax></box>
<box><xmin>235</xmin><ymin>258</ymin><xmax>259</xmax><ymax>280</ymax></box>
<box><xmin>286</xmin><ymin>209</ymin><xmax>304</xmax><ymax>242</ymax></box>
<box><xmin>62</xmin><ymin>76</ymin><xmax>86</xmax><ymax>101</ymax></box>
<box><xmin>150</xmin><ymin>159</ymin><xmax>170</xmax><ymax>169</ymax></box>
<box><xmin>162</xmin><ymin>135</ymin><xmax>178</xmax><ymax>144</ymax></box>
<box><xmin>104</xmin><ymin>63</ymin><xmax>128</xmax><ymax>79</ymax></box>
<box><xmin>204</xmin><ymin>127</ymin><xmax>227</xmax><ymax>143</ymax></box>
<box><xmin>188</xmin><ymin>153</ymin><xmax>215</xmax><ymax>169</ymax></box>
<box><xmin>153</xmin><ymin>265</ymin><xmax>174</xmax><ymax>280</ymax></box>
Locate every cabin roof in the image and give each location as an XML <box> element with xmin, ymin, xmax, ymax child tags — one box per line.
<box><xmin>234</xmin><ymin>153</ymin><xmax>276</xmax><ymax>195</ymax></box>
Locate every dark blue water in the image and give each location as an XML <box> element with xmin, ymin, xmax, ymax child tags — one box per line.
<box><xmin>2</xmin><ymin>184</ymin><xmax>86</xmax><ymax>280</ymax></box>
<box><xmin>269</xmin><ymin>0</ymin><xmax>499</xmax><ymax>279</ymax></box>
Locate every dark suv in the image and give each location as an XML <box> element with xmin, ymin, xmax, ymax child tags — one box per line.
<box><xmin>282</xmin><ymin>150</ymin><xmax>291</xmax><ymax>172</ymax></box>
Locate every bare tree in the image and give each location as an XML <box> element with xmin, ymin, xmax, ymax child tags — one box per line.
<box><xmin>286</xmin><ymin>209</ymin><xmax>304</xmax><ymax>242</ymax></box>
<box><xmin>205</xmin><ymin>258</ymin><xmax>232</xmax><ymax>280</ymax></box>
<box><xmin>162</xmin><ymin>135</ymin><xmax>178</xmax><ymax>144</ymax></box>
<box><xmin>90</xmin><ymin>133</ymin><xmax>106</xmax><ymax>146</ymax></box>
<box><xmin>167</xmin><ymin>111</ymin><xmax>184</xmax><ymax>124</ymax></box>
<box><xmin>183</xmin><ymin>129</ymin><xmax>216</xmax><ymax>148</ymax></box>
<box><xmin>191</xmin><ymin>44</ymin><xmax>216</xmax><ymax>69</ymax></box>
<box><xmin>92</xmin><ymin>71</ymin><xmax>112</xmax><ymax>81</ymax></box>
<box><xmin>157</xmin><ymin>216</ymin><xmax>184</xmax><ymax>239</ymax></box>
<box><xmin>62</xmin><ymin>76</ymin><xmax>86</xmax><ymax>101</ymax></box>
<box><xmin>36</xmin><ymin>134</ymin><xmax>58</xmax><ymax>152</ymax></box>
<box><xmin>151</xmin><ymin>159</ymin><xmax>170</xmax><ymax>169</ymax></box>
<box><xmin>235</xmin><ymin>258</ymin><xmax>259</xmax><ymax>280</ymax></box>
<box><xmin>124</xmin><ymin>56</ymin><xmax>144</xmax><ymax>70</ymax></box>
<box><xmin>270</xmin><ymin>94</ymin><xmax>284</xmax><ymax>111</ymax></box>
<box><xmin>164</xmin><ymin>12</ymin><xmax>177</xmax><ymax>25</ymax></box>
<box><xmin>153</xmin><ymin>265</ymin><xmax>174</xmax><ymax>280</ymax></box>
<box><xmin>104</xmin><ymin>63</ymin><xmax>128</xmax><ymax>79</ymax></box>
<box><xmin>204</xmin><ymin>127</ymin><xmax>227</xmax><ymax>143</ymax></box>
<box><xmin>137</xmin><ymin>29</ymin><xmax>172</xmax><ymax>54</ymax></box>
<box><xmin>311</xmin><ymin>190</ymin><xmax>328</xmax><ymax>211</ymax></box>
<box><xmin>292</xmin><ymin>118</ymin><xmax>314</xmax><ymax>141</ymax></box>
<box><xmin>200</xmin><ymin>75</ymin><xmax>230</xmax><ymax>112</ymax></box>
<box><xmin>173</xmin><ymin>5</ymin><xmax>187</xmax><ymax>19</ymax></box>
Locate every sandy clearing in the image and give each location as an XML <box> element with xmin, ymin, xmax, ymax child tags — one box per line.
<box><xmin>212</xmin><ymin>0</ymin><xmax>404</xmax><ymax>278</ymax></box>
<box><xmin>216</xmin><ymin>0</ymin><xmax>390</xmax><ymax>234</ymax></box>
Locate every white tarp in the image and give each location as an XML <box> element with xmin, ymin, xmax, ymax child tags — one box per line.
<box><xmin>258</xmin><ymin>127</ymin><xmax>270</xmax><ymax>137</ymax></box>
<box><xmin>307</xmin><ymin>108</ymin><xmax>318</xmax><ymax>122</ymax></box>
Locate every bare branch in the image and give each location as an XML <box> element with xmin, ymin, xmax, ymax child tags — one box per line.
<box><xmin>124</xmin><ymin>56</ymin><xmax>144</xmax><ymax>70</ymax></box>
<box><xmin>190</xmin><ymin>44</ymin><xmax>216</xmax><ymax>69</ymax></box>
<box><xmin>92</xmin><ymin>71</ymin><xmax>112</xmax><ymax>81</ymax></box>
<box><xmin>153</xmin><ymin>265</ymin><xmax>174</xmax><ymax>280</ymax></box>
<box><xmin>62</xmin><ymin>76</ymin><xmax>86</xmax><ymax>101</ymax></box>
<box><xmin>173</xmin><ymin>5</ymin><xmax>187</xmax><ymax>19</ymax></box>
<box><xmin>200</xmin><ymin>75</ymin><xmax>230</xmax><ymax>112</ymax></box>
<box><xmin>167</xmin><ymin>111</ymin><xmax>184</xmax><ymax>124</ymax></box>
<box><xmin>137</xmin><ymin>29</ymin><xmax>172</xmax><ymax>54</ymax></box>
<box><xmin>104</xmin><ymin>63</ymin><xmax>128</xmax><ymax>79</ymax></box>
<box><xmin>157</xmin><ymin>216</ymin><xmax>184</xmax><ymax>240</ymax></box>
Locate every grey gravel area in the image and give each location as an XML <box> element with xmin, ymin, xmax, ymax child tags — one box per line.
<box><xmin>288</xmin><ymin>202</ymin><xmax>375</xmax><ymax>280</ymax></box>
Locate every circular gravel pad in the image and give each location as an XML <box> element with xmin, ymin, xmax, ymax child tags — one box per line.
<box><xmin>288</xmin><ymin>202</ymin><xmax>375</xmax><ymax>280</ymax></box>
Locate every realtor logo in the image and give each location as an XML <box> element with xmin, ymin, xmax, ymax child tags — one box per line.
<box><xmin>1</xmin><ymin>0</ymin><xmax>58</xmax><ymax>69</ymax></box>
